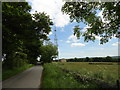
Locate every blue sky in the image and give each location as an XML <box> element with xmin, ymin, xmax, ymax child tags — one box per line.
<box><xmin>49</xmin><ymin>22</ymin><xmax>118</xmax><ymax>59</ymax></box>
<box><xmin>27</xmin><ymin>0</ymin><xmax>119</xmax><ymax>59</ymax></box>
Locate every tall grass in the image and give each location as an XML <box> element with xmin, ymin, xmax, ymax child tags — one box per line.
<box><xmin>55</xmin><ymin>62</ymin><xmax>119</xmax><ymax>86</ymax></box>
<box><xmin>41</xmin><ymin>63</ymin><xmax>98</xmax><ymax>88</ymax></box>
<box><xmin>2</xmin><ymin>64</ymin><xmax>34</xmax><ymax>80</ymax></box>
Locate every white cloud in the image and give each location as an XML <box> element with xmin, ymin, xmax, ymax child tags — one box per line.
<box><xmin>71</xmin><ymin>43</ymin><xmax>85</xmax><ymax>47</ymax></box>
<box><xmin>112</xmin><ymin>42</ymin><xmax>120</xmax><ymax>46</ymax></box>
<box><xmin>66</xmin><ymin>40</ymin><xmax>71</xmax><ymax>43</ymax></box>
<box><xmin>68</xmin><ymin>35</ymin><xmax>79</xmax><ymax>43</ymax></box>
<box><xmin>27</xmin><ymin>0</ymin><xmax>70</xmax><ymax>27</ymax></box>
<box><xmin>95</xmin><ymin>35</ymin><xmax>102</xmax><ymax>40</ymax></box>
<box><xmin>48</xmin><ymin>31</ymin><xmax>53</xmax><ymax>36</ymax></box>
<box><xmin>112</xmin><ymin>36</ymin><xmax>117</xmax><ymax>39</ymax></box>
<box><xmin>54</xmin><ymin>12</ymin><xmax>70</xmax><ymax>27</ymax></box>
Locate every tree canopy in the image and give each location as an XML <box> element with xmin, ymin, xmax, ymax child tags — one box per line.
<box><xmin>40</xmin><ymin>41</ymin><xmax>58</xmax><ymax>64</ymax></box>
<box><xmin>62</xmin><ymin>2</ymin><xmax>120</xmax><ymax>44</ymax></box>
<box><xmin>2</xmin><ymin>2</ymin><xmax>53</xmax><ymax>69</ymax></box>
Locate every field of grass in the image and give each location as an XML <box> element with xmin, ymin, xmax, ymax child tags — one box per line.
<box><xmin>2</xmin><ymin>64</ymin><xmax>34</xmax><ymax>80</ymax></box>
<box><xmin>55</xmin><ymin>62</ymin><xmax>119</xmax><ymax>86</ymax></box>
<box><xmin>42</xmin><ymin>63</ymin><xmax>99</xmax><ymax>88</ymax></box>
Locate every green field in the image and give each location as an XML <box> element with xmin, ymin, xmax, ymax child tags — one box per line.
<box><xmin>55</xmin><ymin>62</ymin><xmax>119</xmax><ymax>86</ymax></box>
<box><xmin>42</xmin><ymin>63</ymin><xmax>98</xmax><ymax>88</ymax></box>
<box><xmin>42</xmin><ymin>62</ymin><xmax>119</xmax><ymax>88</ymax></box>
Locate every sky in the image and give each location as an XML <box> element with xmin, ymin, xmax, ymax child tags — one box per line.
<box><xmin>27</xmin><ymin>0</ymin><xmax>119</xmax><ymax>59</ymax></box>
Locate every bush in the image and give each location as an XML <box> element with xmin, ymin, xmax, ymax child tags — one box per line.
<box><xmin>2</xmin><ymin>64</ymin><xmax>33</xmax><ymax>80</ymax></box>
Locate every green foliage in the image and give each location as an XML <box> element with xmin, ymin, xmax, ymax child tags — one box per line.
<box><xmin>73</xmin><ymin>25</ymin><xmax>81</xmax><ymax>39</ymax></box>
<box><xmin>2</xmin><ymin>2</ymin><xmax>32</xmax><ymax>69</ymax></box>
<box><xmin>2</xmin><ymin>64</ymin><xmax>33</xmax><ymax>80</ymax></box>
<box><xmin>74</xmin><ymin>57</ymin><xmax>77</xmax><ymax>61</ymax></box>
<box><xmin>105</xmin><ymin>74</ymin><xmax>114</xmax><ymax>84</ymax></box>
<box><xmin>85</xmin><ymin>57</ymin><xmax>90</xmax><ymax>62</ymax></box>
<box><xmin>12</xmin><ymin>52</ymin><xmax>28</xmax><ymax>68</ymax></box>
<box><xmin>62</xmin><ymin>2</ymin><xmax>120</xmax><ymax>44</ymax></box>
<box><xmin>32</xmin><ymin>11</ymin><xmax>53</xmax><ymax>38</ymax></box>
<box><xmin>2</xmin><ymin>2</ymin><xmax>53</xmax><ymax>69</ymax></box>
<box><xmin>106</xmin><ymin>56</ymin><xmax>112</xmax><ymax>61</ymax></box>
<box><xmin>93</xmin><ymin>72</ymin><xmax>104</xmax><ymax>80</ymax></box>
<box><xmin>40</xmin><ymin>41</ymin><xmax>58</xmax><ymax>63</ymax></box>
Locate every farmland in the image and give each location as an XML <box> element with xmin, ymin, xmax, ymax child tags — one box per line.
<box><xmin>42</xmin><ymin>63</ymin><xmax>98</xmax><ymax>88</ymax></box>
<box><xmin>42</xmin><ymin>62</ymin><xmax>119</xmax><ymax>88</ymax></box>
<box><xmin>55</xmin><ymin>62</ymin><xmax>119</xmax><ymax>86</ymax></box>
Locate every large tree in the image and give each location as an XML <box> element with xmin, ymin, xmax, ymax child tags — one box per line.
<box><xmin>2</xmin><ymin>2</ymin><xmax>53</xmax><ymax>68</ymax></box>
<box><xmin>40</xmin><ymin>41</ymin><xmax>58</xmax><ymax>63</ymax></box>
<box><xmin>2</xmin><ymin>2</ymin><xmax>32</xmax><ymax>68</ymax></box>
<box><xmin>62</xmin><ymin>1</ymin><xmax>120</xmax><ymax>44</ymax></box>
<box><xmin>23</xmin><ymin>11</ymin><xmax>53</xmax><ymax>64</ymax></box>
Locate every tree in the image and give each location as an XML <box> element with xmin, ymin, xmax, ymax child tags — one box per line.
<box><xmin>40</xmin><ymin>41</ymin><xmax>58</xmax><ymax>63</ymax></box>
<box><xmin>2</xmin><ymin>2</ymin><xmax>32</xmax><ymax>69</ymax></box>
<box><xmin>2</xmin><ymin>2</ymin><xmax>53</xmax><ymax>69</ymax></box>
<box><xmin>62</xmin><ymin>2</ymin><xmax>120</xmax><ymax>44</ymax></box>
<box><xmin>105</xmin><ymin>56</ymin><xmax>112</xmax><ymax>62</ymax></box>
<box><xmin>74</xmin><ymin>57</ymin><xmax>78</xmax><ymax>62</ymax></box>
<box><xmin>23</xmin><ymin>11</ymin><xmax>53</xmax><ymax>64</ymax></box>
<box><xmin>85</xmin><ymin>57</ymin><xmax>90</xmax><ymax>62</ymax></box>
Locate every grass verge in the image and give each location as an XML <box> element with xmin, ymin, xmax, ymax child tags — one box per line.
<box><xmin>41</xmin><ymin>63</ymin><xmax>98</xmax><ymax>88</ymax></box>
<box><xmin>2</xmin><ymin>64</ymin><xmax>34</xmax><ymax>81</ymax></box>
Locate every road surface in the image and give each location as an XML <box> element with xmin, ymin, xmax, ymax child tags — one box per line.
<box><xmin>2</xmin><ymin>65</ymin><xmax>43</xmax><ymax>89</ymax></box>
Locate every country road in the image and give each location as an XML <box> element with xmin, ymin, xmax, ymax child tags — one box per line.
<box><xmin>2</xmin><ymin>65</ymin><xmax>43</xmax><ymax>89</ymax></box>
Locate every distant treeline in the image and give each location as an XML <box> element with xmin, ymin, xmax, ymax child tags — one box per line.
<box><xmin>66</xmin><ymin>56</ymin><xmax>120</xmax><ymax>62</ymax></box>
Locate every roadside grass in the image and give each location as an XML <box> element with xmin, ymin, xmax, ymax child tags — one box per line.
<box><xmin>54</xmin><ymin>62</ymin><xmax>119</xmax><ymax>86</ymax></box>
<box><xmin>41</xmin><ymin>63</ymin><xmax>98</xmax><ymax>88</ymax></box>
<box><xmin>2</xmin><ymin>64</ymin><xmax>34</xmax><ymax>80</ymax></box>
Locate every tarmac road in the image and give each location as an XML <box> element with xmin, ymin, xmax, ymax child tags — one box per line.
<box><xmin>2</xmin><ymin>65</ymin><xmax>43</xmax><ymax>89</ymax></box>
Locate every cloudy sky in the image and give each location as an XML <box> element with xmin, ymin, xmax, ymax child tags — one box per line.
<box><xmin>27</xmin><ymin>0</ymin><xmax>119</xmax><ymax>59</ymax></box>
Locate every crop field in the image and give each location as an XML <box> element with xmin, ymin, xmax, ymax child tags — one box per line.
<box><xmin>54</xmin><ymin>62</ymin><xmax>119</xmax><ymax>86</ymax></box>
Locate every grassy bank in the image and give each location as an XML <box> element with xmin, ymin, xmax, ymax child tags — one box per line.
<box><xmin>41</xmin><ymin>63</ymin><xmax>98</xmax><ymax>88</ymax></box>
<box><xmin>2</xmin><ymin>64</ymin><xmax>34</xmax><ymax>80</ymax></box>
